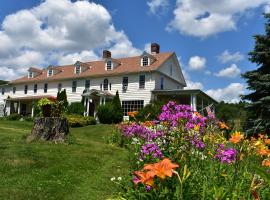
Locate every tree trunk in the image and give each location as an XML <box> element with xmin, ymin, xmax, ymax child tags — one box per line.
<box><xmin>27</xmin><ymin>117</ymin><xmax>69</xmax><ymax>143</ymax></box>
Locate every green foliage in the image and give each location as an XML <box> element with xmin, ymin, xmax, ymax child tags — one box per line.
<box><xmin>0</xmin><ymin>80</ymin><xmax>8</xmax><ymax>85</ymax></box>
<box><xmin>111</xmin><ymin>91</ymin><xmax>123</xmax><ymax>123</ymax></box>
<box><xmin>57</xmin><ymin>89</ymin><xmax>68</xmax><ymax>109</ymax></box>
<box><xmin>242</xmin><ymin>13</ymin><xmax>270</xmax><ymax>136</ymax></box>
<box><xmin>6</xmin><ymin>113</ymin><xmax>21</xmax><ymax>120</ymax></box>
<box><xmin>68</xmin><ymin>102</ymin><xmax>84</xmax><ymax>115</ymax></box>
<box><xmin>136</xmin><ymin>101</ymin><xmax>163</xmax><ymax>121</ymax></box>
<box><xmin>67</xmin><ymin>114</ymin><xmax>96</xmax><ymax>127</ymax></box>
<box><xmin>37</xmin><ymin>98</ymin><xmax>52</xmax><ymax>108</ymax></box>
<box><xmin>215</xmin><ymin>101</ymin><xmax>248</xmax><ymax>131</ymax></box>
<box><xmin>97</xmin><ymin>103</ymin><xmax>115</xmax><ymax>124</ymax></box>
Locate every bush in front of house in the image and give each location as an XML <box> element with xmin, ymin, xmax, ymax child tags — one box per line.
<box><xmin>6</xmin><ymin>113</ymin><xmax>21</xmax><ymax>120</ymax></box>
<box><xmin>97</xmin><ymin>103</ymin><xmax>115</xmax><ymax>124</ymax></box>
<box><xmin>111</xmin><ymin>91</ymin><xmax>123</xmax><ymax>123</ymax></box>
<box><xmin>67</xmin><ymin>114</ymin><xmax>96</xmax><ymax>127</ymax></box>
<box><xmin>135</xmin><ymin>101</ymin><xmax>164</xmax><ymax>122</ymax></box>
<box><xmin>68</xmin><ymin>102</ymin><xmax>85</xmax><ymax>115</ymax></box>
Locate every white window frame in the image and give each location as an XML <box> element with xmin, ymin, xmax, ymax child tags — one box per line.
<box><xmin>141</xmin><ymin>56</ymin><xmax>149</xmax><ymax>66</ymax></box>
<box><xmin>47</xmin><ymin>69</ymin><xmax>53</xmax><ymax>77</ymax></box>
<box><xmin>74</xmin><ymin>64</ymin><xmax>81</xmax><ymax>75</ymax></box>
<box><xmin>106</xmin><ymin>60</ymin><xmax>113</xmax><ymax>71</ymax></box>
<box><xmin>28</xmin><ymin>71</ymin><xmax>33</xmax><ymax>78</ymax></box>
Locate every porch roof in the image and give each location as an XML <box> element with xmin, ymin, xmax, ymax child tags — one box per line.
<box><xmin>6</xmin><ymin>95</ymin><xmax>56</xmax><ymax>101</ymax></box>
<box><xmin>152</xmin><ymin>89</ymin><xmax>218</xmax><ymax>104</ymax></box>
<box><xmin>81</xmin><ymin>89</ymin><xmax>114</xmax><ymax>98</ymax></box>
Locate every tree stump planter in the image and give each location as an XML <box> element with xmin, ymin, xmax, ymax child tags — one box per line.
<box><xmin>27</xmin><ymin>117</ymin><xmax>69</xmax><ymax>143</ymax></box>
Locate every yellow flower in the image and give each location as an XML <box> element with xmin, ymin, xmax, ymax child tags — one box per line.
<box><xmin>219</xmin><ymin>121</ymin><xmax>230</xmax><ymax>130</ymax></box>
<box><xmin>229</xmin><ymin>131</ymin><xmax>244</xmax><ymax>144</ymax></box>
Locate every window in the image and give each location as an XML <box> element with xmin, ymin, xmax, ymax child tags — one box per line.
<box><xmin>48</xmin><ymin>69</ymin><xmax>53</xmax><ymax>77</ymax></box>
<box><xmin>44</xmin><ymin>83</ymin><xmax>48</xmax><ymax>93</ymax></box>
<box><xmin>122</xmin><ymin>100</ymin><xmax>144</xmax><ymax>116</ymax></box>
<box><xmin>103</xmin><ymin>79</ymin><xmax>108</xmax><ymax>91</ymax></box>
<box><xmin>85</xmin><ymin>80</ymin><xmax>90</xmax><ymax>89</ymax></box>
<box><xmin>24</xmin><ymin>85</ymin><xmax>28</xmax><ymax>94</ymax></box>
<box><xmin>100</xmin><ymin>84</ymin><xmax>103</xmax><ymax>90</ymax></box>
<box><xmin>75</xmin><ymin>64</ymin><xmax>81</xmax><ymax>74</ymax></box>
<box><xmin>13</xmin><ymin>87</ymin><xmax>16</xmax><ymax>94</ymax></box>
<box><xmin>106</xmin><ymin>60</ymin><xmax>112</xmax><ymax>70</ymax></box>
<box><xmin>109</xmin><ymin>83</ymin><xmax>112</xmax><ymax>90</ymax></box>
<box><xmin>139</xmin><ymin>75</ymin><xmax>145</xmax><ymax>89</ymax></box>
<box><xmin>72</xmin><ymin>81</ymin><xmax>77</xmax><ymax>92</ymax></box>
<box><xmin>58</xmin><ymin>83</ymin><xmax>62</xmax><ymax>92</ymax></box>
<box><xmin>34</xmin><ymin>84</ymin><xmax>37</xmax><ymax>93</ymax></box>
<box><xmin>142</xmin><ymin>56</ymin><xmax>149</xmax><ymax>66</ymax></box>
<box><xmin>160</xmin><ymin>77</ymin><xmax>164</xmax><ymax>90</ymax></box>
<box><xmin>1</xmin><ymin>88</ymin><xmax>5</xmax><ymax>95</ymax></box>
<box><xmin>28</xmin><ymin>71</ymin><xmax>33</xmax><ymax>78</ymax></box>
<box><xmin>122</xmin><ymin>77</ymin><xmax>128</xmax><ymax>91</ymax></box>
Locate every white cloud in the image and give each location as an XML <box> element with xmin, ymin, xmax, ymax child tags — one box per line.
<box><xmin>218</xmin><ymin>50</ymin><xmax>244</xmax><ymax>63</ymax></box>
<box><xmin>168</xmin><ymin>0</ymin><xmax>269</xmax><ymax>37</ymax></box>
<box><xmin>0</xmin><ymin>0</ymin><xmax>140</xmax><ymax>80</ymax></box>
<box><xmin>215</xmin><ymin>64</ymin><xmax>241</xmax><ymax>78</ymax></box>
<box><xmin>188</xmin><ymin>56</ymin><xmax>206</xmax><ymax>71</ymax></box>
<box><xmin>264</xmin><ymin>4</ymin><xmax>270</xmax><ymax>13</ymax></box>
<box><xmin>58</xmin><ymin>51</ymin><xmax>99</xmax><ymax>65</ymax></box>
<box><xmin>183</xmin><ymin>69</ymin><xmax>204</xmax><ymax>89</ymax></box>
<box><xmin>147</xmin><ymin>0</ymin><xmax>169</xmax><ymax>15</ymax></box>
<box><xmin>206</xmin><ymin>83</ymin><xmax>245</xmax><ymax>103</ymax></box>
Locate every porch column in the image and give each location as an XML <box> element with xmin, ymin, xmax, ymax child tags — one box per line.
<box><xmin>18</xmin><ymin>101</ymin><xmax>21</xmax><ymax>115</ymax></box>
<box><xmin>84</xmin><ymin>97</ymin><xmax>87</xmax><ymax>117</ymax></box>
<box><xmin>103</xmin><ymin>96</ymin><xmax>106</xmax><ymax>105</ymax></box>
<box><xmin>86</xmin><ymin>98</ymin><xmax>90</xmax><ymax>117</ymax></box>
<box><xmin>99</xmin><ymin>96</ymin><xmax>102</xmax><ymax>105</ymax></box>
<box><xmin>31</xmin><ymin>101</ymin><xmax>34</xmax><ymax>117</ymax></box>
<box><xmin>190</xmin><ymin>94</ymin><xmax>197</xmax><ymax>111</ymax></box>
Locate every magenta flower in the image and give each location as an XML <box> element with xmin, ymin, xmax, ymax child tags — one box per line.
<box><xmin>214</xmin><ymin>144</ymin><xmax>237</xmax><ymax>164</ymax></box>
<box><xmin>140</xmin><ymin>143</ymin><xmax>163</xmax><ymax>160</ymax></box>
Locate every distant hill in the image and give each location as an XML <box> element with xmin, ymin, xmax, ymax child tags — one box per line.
<box><xmin>0</xmin><ymin>80</ymin><xmax>8</xmax><ymax>85</ymax></box>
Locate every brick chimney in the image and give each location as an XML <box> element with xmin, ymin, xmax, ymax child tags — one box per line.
<box><xmin>151</xmin><ymin>43</ymin><xmax>160</xmax><ymax>54</ymax></box>
<box><xmin>103</xmin><ymin>50</ymin><xmax>111</xmax><ymax>59</ymax></box>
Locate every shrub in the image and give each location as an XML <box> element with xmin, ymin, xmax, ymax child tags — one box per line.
<box><xmin>24</xmin><ymin>116</ymin><xmax>33</xmax><ymax>122</ymax></box>
<box><xmin>57</xmin><ymin>89</ymin><xmax>68</xmax><ymax>109</ymax></box>
<box><xmin>6</xmin><ymin>113</ymin><xmax>21</xmax><ymax>120</ymax></box>
<box><xmin>111</xmin><ymin>91</ymin><xmax>123</xmax><ymax>123</ymax></box>
<box><xmin>68</xmin><ymin>102</ymin><xmax>84</xmax><ymax>115</ymax></box>
<box><xmin>97</xmin><ymin>103</ymin><xmax>115</xmax><ymax>124</ymax></box>
<box><xmin>135</xmin><ymin>101</ymin><xmax>163</xmax><ymax>121</ymax></box>
<box><xmin>67</xmin><ymin>114</ymin><xmax>96</xmax><ymax>127</ymax></box>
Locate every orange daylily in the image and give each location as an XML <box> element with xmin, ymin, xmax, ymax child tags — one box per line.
<box><xmin>194</xmin><ymin>111</ymin><xmax>202</xmax><ymax>118</ymax></box>
<box><xmin>143</xmin><ymin>121</ymin><xmax>155</xmax><ymax>127</ymax></box>
<box><xmin>134</xmin><ymin>171</ymin><xmax>154</xmax><ymax>186</ymax></box>
<box><xmin>262</xmin><ymin>158</ymin><xmax>270</xmax><ymax>167</ymax></box>
<box><xmin>128</xmin><ymin>111</ymin><xmax>138</xmax><ymax>118</ymax></box>
<box><xmin>229</xmin><ymin>131</ymin><xmax>244</xmax><ymax>144</ymax></box>
<box><xmin>264</xmin><ymin>139</ymin><xmax>270</xmax><ymax>145</ymax></box>
<box><xmin>144</xmin><ymin>158</ymin><xmax>179</xmax><ymax>179</ymax></box>
<box><xmin>257</xmin><ymin>147</ymin><xmax>270</xmax><ymax>156</ymax></box>
<box><xmin>219</xmin><ymin>122</ymin><xmax>230</xmax><ymax>130</ymax></box>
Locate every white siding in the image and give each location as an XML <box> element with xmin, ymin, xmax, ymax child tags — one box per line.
<box><xmin>1</xmin><ymin>72</ymin><xmax>156</xmax><ymax>106</ymax></box>
<box><xmin>154</xmin><ymin>72</ymin><xmax>183</xmax><ymax>90</ymax></box>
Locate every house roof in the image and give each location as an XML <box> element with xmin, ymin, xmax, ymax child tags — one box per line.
<box><xmin>10</xmin><ymin>52</ymin><xmax>174</xmax><ymax>84</ymax></box>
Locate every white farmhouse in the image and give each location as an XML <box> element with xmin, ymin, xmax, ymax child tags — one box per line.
<box><xmin>0</xmin><ymin>43</ymin><xmax>216</xmax><ymax>117</ymax></box>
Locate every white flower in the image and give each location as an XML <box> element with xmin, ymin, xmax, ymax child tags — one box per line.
<box><xmin>117</xmin><ymin>177</ymin><xmax>122</xmax><ymax>181</ymax></box>
<box><xmin>110</xmin><ymin>177</ymin><xmax>116</xmax><ymax>181</ymax></box>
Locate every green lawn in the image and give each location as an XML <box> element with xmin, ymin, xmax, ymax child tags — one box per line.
<box><xmin>0</xmin><ymin>120</ymin><xmax>128</xmax><ymax>200</ymax></box>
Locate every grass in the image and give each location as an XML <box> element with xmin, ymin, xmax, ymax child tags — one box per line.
<box><xmin>0</xmin><ymin>120</ymin><xmax>129</xmax><ymax>200</ymax></box>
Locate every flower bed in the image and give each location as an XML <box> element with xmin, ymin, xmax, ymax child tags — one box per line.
<box><xmin>111</xmin><ymin>101</ymin><xmax>270</xmax><ymax>199</ymax></box>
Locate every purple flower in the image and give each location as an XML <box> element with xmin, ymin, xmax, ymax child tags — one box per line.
<box><xmin>140</xmin><ymin>143</ymin><xmax>163</xmax><ymax>160</ymax></box>
<box><xmin>145</xmin><ymin>185</ymin><xmax>152</xmax><ymax>191</ymax></box>
<box><xmin>214</xmin><ymin>144</ymin><xmax>237</xmax><ymax>164</ymax></box>
<box><xmin>190</xmin><ymin>134</ymin><xmax>205</xmax><ymax>150</ymax></box>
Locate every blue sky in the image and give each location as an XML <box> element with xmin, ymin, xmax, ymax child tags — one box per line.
<box><xmin>0</xmin><ymin>0</ymin><xmax>268</xmax><ymax>102</ymax></box>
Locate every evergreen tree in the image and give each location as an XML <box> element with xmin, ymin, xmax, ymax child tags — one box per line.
<box><xmin>112</xmin><ymin>90</ymin><xmax>123</xmax><ymax>123</ymax></box>
<box><xmin>242</xmin><ymin>13</ymin><xmax>270</xmax><ymax>136</ymax></box>
<box><xmin>57</xmin><ymin>89</ymin><xmax>68</xmax><ymax>109</ymax></box>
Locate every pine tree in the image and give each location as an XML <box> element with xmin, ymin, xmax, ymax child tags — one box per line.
<box><xmin>112</xmin><ymin>90</ymin><xmax>123</xmax><ymax>123</ymax></box>
<box><xmin>242</xmin><ymin>13</ymin><xmax>270</xmax><ymax>136</ymax></box>
<box><xmin>57</xmin><ymin>89</ymin><xmax>68</xmax><ymax>109</ymax></box>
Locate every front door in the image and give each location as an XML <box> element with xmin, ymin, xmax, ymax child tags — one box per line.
<box><xmin>21</xmin><ymin>104</ymin><xmax>27</xmax><ymax>115</ymax></box>
<box><xmin>89</xmin><ymin>102</ymin><xmax>95</xmax><ymax>117</ymax></box>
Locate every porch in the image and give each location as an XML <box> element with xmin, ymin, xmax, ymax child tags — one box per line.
<box><xmin>5</xmin><ymin>95</ymin><xmax>56</xmax><ymax>117</ymax></box>
<box><xmin>82</xmin><ymin>89</ymin><xmax>114</xmax><ymax>117</ymax></box>
<box><xmin>152</xmin><ymin>89</ymin><xmax>218</xmax><ymax>114</ymax></box>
